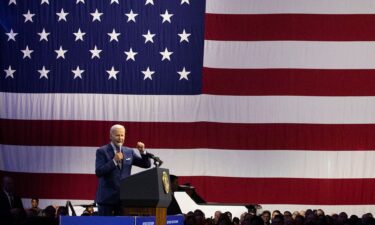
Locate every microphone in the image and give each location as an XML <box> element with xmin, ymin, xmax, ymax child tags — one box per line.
<box><xmin>145</xmin><ymin>152</ymin><xmax>163</xmax><ymax>167</ymax></box>
<box><xmin>117</xmin><ymin>143</ymin><xmax>123</xmax><ymax>165</ymax></box>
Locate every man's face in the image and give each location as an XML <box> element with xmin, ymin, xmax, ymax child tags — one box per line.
<box><xmin>262</xmin><ymin>213</ymin><xmax>270</xmax><ymax>222</ymax></box>
<box><xmin>110</xmin><ymin>127</ymin><xmax>125</xmax><ymax>147</ymax></box>
<box><xmin>272</xmin><ymin>211</ymin><xmax>280</xmax><ymax>219</ymax></box>
<box><xmin>87</xmin><ymin>206</ymin><xmax>94</xmax><ymax>214</ymax></box>
<box><xmin>31</xmin><ymin>199</ymin><xmax>38</xmax><ymax>208</ymax></box>
<box><xmin>226</xmin><ymin>212</ymin><xmax>232</xmax><ymax>220</ymax></box>
<box><xmin>2</xmin><ymin>177</ymin><xmax>15</xmax><ymax>193</ymax></box>
<box><xmin>214</xmin><ymin>211</ymin><xmax>221</xmax><ymax>221</ymax></box>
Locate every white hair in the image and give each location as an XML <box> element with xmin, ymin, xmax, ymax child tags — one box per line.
<box><xmin>110</xmin><ymin>124</ymin><xmax>125</xmax><ymax>134</ymax></box>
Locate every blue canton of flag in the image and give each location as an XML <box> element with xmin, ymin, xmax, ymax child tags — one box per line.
<box><xmin>0</xmin><ymin>0</ymin><xmax>205</xmax><ymax>94</ymax></box>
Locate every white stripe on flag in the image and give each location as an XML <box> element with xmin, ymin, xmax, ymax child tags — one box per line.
<box><xmin>2</xmin><ymin>145</ymin><xmax>375</xmax><ymax>179</ymax></box>
<box><xmin>206</xmin><ymin>0</ymin><xmax>375</xmax><ymax>14</ymax></box>
<box><xmin>204</xmin><ymin>40</ymin><xmax>375</xmax><ymax>69</ymax></box>
<box><xmin>3</xmin><ymin>92</ymin><xmax>375</xmax><ymax>124</ymax></box>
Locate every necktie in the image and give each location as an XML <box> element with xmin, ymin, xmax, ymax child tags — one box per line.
<box><xmin>8</xmin><ymin>193</ymin><xmax>14</xmax><ymax>208</ymax></box>
<box><xmin>116</xmin><ymin>147</ymin><xmax>122</xmax><ymax>169</ymax></box>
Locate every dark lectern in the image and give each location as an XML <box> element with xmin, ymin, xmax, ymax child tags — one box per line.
<box><xmin>120</xmin><ymin>168</ymin><xmax>172</xmax><ymax>225</ymax></box>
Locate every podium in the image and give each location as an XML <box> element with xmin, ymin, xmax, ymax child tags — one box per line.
<box><xmin>120</xmin><ymin>168</ymin><xmax>172</xmax><ymax>225</ymax></box>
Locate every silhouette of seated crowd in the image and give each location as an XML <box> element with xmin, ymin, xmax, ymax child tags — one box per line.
<box><xmin>184</xmin><ymin>209</ymin><xmax>375</xmax><ymax>225</ymax></box>
<box><xmin>1</xmin><ymin>176</ymin><xmax>375</xmax><ymax>225</ymax></box>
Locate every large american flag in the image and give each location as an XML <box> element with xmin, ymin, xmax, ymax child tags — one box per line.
<box><xmin>2</xmin><ymin>0</ymin><xmax>375</xmax><ymax>215</ymax></box>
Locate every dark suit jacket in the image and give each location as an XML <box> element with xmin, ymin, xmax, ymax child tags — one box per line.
<box><xmin>95</xmin><ymin>143</ymin><xmax>151</xmax><ymax>204</ymax></box>
<box><xmin>0</xmin><ymin>190</ymin><xmax>25</xmax><ymax>223</ymax></box>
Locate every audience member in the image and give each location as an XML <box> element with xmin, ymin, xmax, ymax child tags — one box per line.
<box><xmin>194</xmin><ymin>209</ymin><xmax>206</xmax><ymax>225</ymax></box>
<box><xmin>205</xmin><ymin>218</ymin><xmax>214</xmax><ymax>225</ymax></box>
<box><xmin>252</xmin><ymin>216</ymin><xmax>266</xmax><ymax>225</ymax></box>
<box><xmin>225</xmin><ymin>211</ymin><xmax>233</xmax><ymax>222</ymax></box>
<box><xmin>56</xmin><ymin>206</ymin><xmax>68</xmax><ymax>217</ymax></box>
<box><xmin>295</xmin><ymin>215</ymin><xmax>305</xmax><ymax>225</ymax></box>
<box><xmin>42</xmin><ymin>205</ymin><xmax>56</xmax><ymax>218</ymax></box>
<box><xmin>337</xmin><ymin>212</ymin><xmax>348</xmax><ymax>225</ymax></box>
<box><xmin>272</xmin><ymin>210</ymin><xmax>281</xmax><ymax>220</ymax></box>
<box><xmin>261</xmin><ymin>210</ymin><xmax>271</xmax><ymax>225</ymax></box>
<box><xmin>26</xmin><ymin>198</ymin><xmax>42</xmax><ymax>217</ymax></box>
<box><xmin>247</xmin><ymin>205</ymin><xmax>257</xmax><ymax>216</ymax></box>
<box><xmin>240</xmin><ymin>212</ymin><xmax>248</xmax><ymax>224</ymax></box>
<box><xmin>284</xmin><ymin>211</ymin><xmax>292</xmax><ymax>218</ymax></box>
<box><xmin>217</xmin><ymin>213</ymin><xmax>232</xmax><ymax>225</ymax></box>
<box><xmin>213</xmin><ymin>211</ymin><xmax>222</xmax><ymax>225</ymax></box>
<box><xmin>271</xmin><ymin>214</ymin><xmax>284</xmax><ymax>225</ymax></box>
<box><xmin>81</xmin><ymin>205</ymin><xmax>95</xmax><ymax>216</ymax></box>
<box><xmin>0</xmin><ymin>176</ymin><xmax>26</xmax><ymax>225</ymax></box>
<box><xmin>233</xmin><ymin>217</ymin><xmax>240</xmax><ymax>225</ymax></box>
<box><xmin>363</xmin><ymin>216</ymin><xmax>375</xmax><ymax>225</ymax></box>
<box><xmin>185</xmin><ymin>213</ymin><xmax>195</xmax><ymax>225</ymax></box>
<box><xmin>167</xmin><ymin>174</ymin><xmax>182</xmax><ymax>215</ymax></box>
<box><xmin>292</xmin><ymin>211</ymin><xmax>300</xmax><ymax>220</ymax></box>
<box><xmin>316</xmin><ymin>209</ymin><xmax>325</xmax><ymax>216</ymax></box>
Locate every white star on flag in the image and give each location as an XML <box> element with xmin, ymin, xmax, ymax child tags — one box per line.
<box><xmin>142</xmin><ymin>30</ymin><xmax>155</xmax><ymax>43</ymax></box>
<box><xmin>110</xmin><ymin>0</ymin><xmax>119</xmax><ymax>4</ymax></box>
<box><xmin>72</xmin><ymin>66</ymin><xmax>84</xmax><ymax>79</ymax></box>
<box><xmin>177</xmin><ymin>67</ymin><xmax>190</xmax><ymax>80</ymax></box>
<box><xmin>125</xmin><ymin>10</ymin><xmax>138</xmax><ymax>23</ymax></box>
<box><xmin>5</xmin><ymin>29</ymin><xmax>18</xmax><ymax>42</ymax></box>
<box><xmin>178</xmin><ymin>29</ymin><xmax>191</xmax><ymax>43</ymax></box>
<box><xmin>38</xmin><ymin>66</ymin><xmax>50</xmax><ymax>79</ymax></box>
<box><xmin>108</xmin><ymin>29</ymin><xmax>121</xmax><ymax>42</ymax></box>
<box><xmin>142</xmin><ymin>67</ymin><xmax>155</xmax><ymax>80</ymax></box>
<box><xmin>106</xmin><ymin>66</ymin><xmax>119</xmax><ymax>80</ymax></box>
<box><xmin>41</xmin><ymin>0</ymin><xmax>49</xmax><ymax>5</ymax></box>
<box><xmin>23</xmin><ymin>10</ymin><xmax>35</xmax><ymax>23</ymax></box>
<box><xmin>124</xmin><ymin>48</ymin><xmax>138</xmax><ymax>61</ymax></box>
<box><xmin>21</xmin><ymin>46</ymin><xmax>33</xmax><ymax>59</ymax></box>
<box><xmin>76</xmin><ymin>0</ymin><xmax>85</xmax><ymax>4</ymax></box>
<box><xmin>160</xmin><ymin>9</ymin><xmax>173</xmax><ymax>23</ymax></box>
<box><xmin>4</xmin><ymin>66</ymin><xmax>16</xmax><ymax>79</ymax></box>
<box><xmin>55</xmin><ymin>46</ymin><xmax>68</xmax><ymax>59</ymax></box>
<box><xmin>181</xmin><ymin>0</ymin><xmax>190</xmax><ymax>5</ymax></box>
<box><xmin>160</xmin><ymin>47</ymin><xmax>173</xmax><ymax>61</ymax></box>
<box><xmin>91</xmin><ymin>9</ymin><xmax>103</xmax><ymax>22</ymax></box>
<box><xmin>90</xmin><ymin>45</ymin><xmax>102</xmax><ymax>59</ymax></box>
<box><xmin>38</xmin><ymin>28</ymin><xmax>50</xmax><ymax>42</ymax></box>
<box><xmin>56</xmin><ymin>8</ymin><xmax>69</xmax><ymax>22</ymax></box>
<box><xmin>73</xmin><ymin>28</ymin><xmax>86</xmax><ymax>41</ymax></box>
<box><xmin>145</xmin><ymin>0</ymin><xmax>154</xmax><ymax>5</ymax></box>
<box><xmin>8</xmin><ymin>0</ymin><xmax>16</xmax><ymax>5</ymax></box>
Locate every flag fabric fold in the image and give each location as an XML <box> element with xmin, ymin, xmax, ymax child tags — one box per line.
<box><xmin>1</xmin><ymin>0</ymin><xmax>375</xmax><ymax>215</ymax></box>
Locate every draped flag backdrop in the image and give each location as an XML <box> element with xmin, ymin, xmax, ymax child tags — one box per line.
<box><xmin>2</xmin><ymin>0</ymin><xmax>375</xmax><ymax>215</ymax></box>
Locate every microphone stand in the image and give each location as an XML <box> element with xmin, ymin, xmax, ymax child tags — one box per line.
<box><xmin>146</xmin><ymin>152</ymin><xmax>163</xmax><ymax>167</ymax></box>
<box><xmin>152</xmin><ymin>156</ymin><xmax>163</xmax><ymax>167</ymax></box>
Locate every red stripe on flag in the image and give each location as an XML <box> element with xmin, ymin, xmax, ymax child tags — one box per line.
<box><xmin>179</xmin><ymin>176</ymin><xmax>375</xmax><ymax>205</ymax></box>
<box><xmin>205</xmin><ymin>14</ymin><xmax>375</xmax><ymax>41</ymax></box>
<box><xmin>202</xmin><ymin>68</ymin><xmax>375</xmax><ymax>96</ymax></box>
<box><xmin>1</xmin><ymin>119</ymin><xmax>374</xmax><ymax>150</ymax></box>
<box><xmin>0</xmin><ymin>171</ymin><xmax>97</xmax><ymax>200</ymax></box>
<box><xmin>2</xmin><ymin>170</ymin><xmax>375</xmax><ymax>205</ymax></box>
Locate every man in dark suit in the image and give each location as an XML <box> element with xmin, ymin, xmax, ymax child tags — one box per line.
<box><xmin>0</xmin><ymin>176</ymin><xmax>25</xmax><ymax>224</ymax></box>
<box><xmin>95</xmin><ymin>124</ymin><xmax>151</xmax><ymax>216</ymax></box>
<box><xmin>167</xmin><ymin>175</ymin><xmax>182</xmax><ymax>215</ymax></box>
